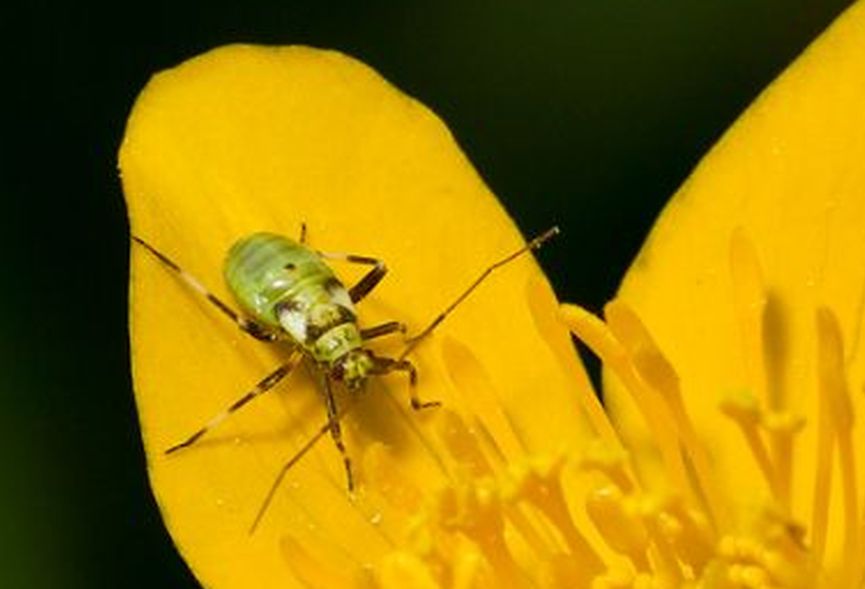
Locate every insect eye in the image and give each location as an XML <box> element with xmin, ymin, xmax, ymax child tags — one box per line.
<box><xmin>284</xmin><ymin>262</ymin><xmax>296</xmax><ymax>271</ymax></box>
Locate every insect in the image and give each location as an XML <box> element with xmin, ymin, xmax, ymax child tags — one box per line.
<box><xmin>133</xmin><ymin>224</ymin><xmax>558</xmax><ymax>531</ymax></box>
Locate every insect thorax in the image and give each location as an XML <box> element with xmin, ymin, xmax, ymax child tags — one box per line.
<box><xmin>223</xmin><ymin>233</ymin><xmax>364</xmax><ymax>366</ymax></box>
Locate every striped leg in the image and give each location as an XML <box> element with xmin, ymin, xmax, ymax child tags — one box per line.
<box><xmin>360</xmin><ymin>321</ymin><xmax>407</xmax><ymax>341</ymax></box>
<box><xmin>370</xmin><ymin>354</ymin><xmax>440</xmax><ymax>411</ymax></box>
<box><xmin>249</xmin><ymin>399</ymin><xmax>357</xmax><ymax>533</ymax></box>
<box><xmin>320</xmin><ymin>375</ymin><xmax>354</xmax><ymax>491</ymax></box>
<box><xmin>316</xmin><ymin>249</ymin><xmax>387</xmax><ymax>303</ymax></box>
<box><xmin>165</xmin><ymin>360</ymin><xmax>296</xmax><ymax>454</ymax></box>
<box><xmin>132</xmin><ymin>235</ymin><xmax>278</xmax><ymax>342</ymax></box>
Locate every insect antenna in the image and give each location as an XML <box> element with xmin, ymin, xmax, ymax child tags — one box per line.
<box><xmin>398</xmin><ymin>226</ymin><xmax>560</xmax><ymax>361</ymax></box>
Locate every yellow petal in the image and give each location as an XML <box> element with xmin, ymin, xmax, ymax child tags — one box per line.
<box><xmin>119</xmin><ymin>45</ymin><xmax>592</xmax><ymax>588</ymax></box>
<box><xmin>609</xmin><ymin>0</ymin><xmax>865</xmax><ymax>578</ymax></box>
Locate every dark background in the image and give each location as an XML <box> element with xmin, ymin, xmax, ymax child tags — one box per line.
<box><xmin>2</xmin><ymin>1</ymin><xmax>854</xmax><ymax>587</ymax></box>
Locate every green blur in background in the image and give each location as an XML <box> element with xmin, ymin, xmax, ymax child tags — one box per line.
<box><xmin>1</xmin><ymin>1</ymin><xmax>854</xmax><ymax>587</ymax></box>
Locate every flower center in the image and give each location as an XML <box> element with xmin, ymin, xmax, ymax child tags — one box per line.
<box><xmin>277</xmin><ymin>231</ymin><xmax>859</xmax><ymax>588</ymax></box>
<box><xmin>558</xmin><ymin>230</ymin><xmax>861</xmax><ymax>588</ymax></box>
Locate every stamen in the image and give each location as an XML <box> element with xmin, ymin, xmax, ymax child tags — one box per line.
<box><xmin>558</xmin><ymin>304</ymin><xmax>687</xmax><ymax>503</ymax></box>
<box><xmin>508</xmin><ymin>455</ymin><xmax>604</xmax><ymax>576</ymax></box>
<box><xmin>815</xmin><ymin>307</ymin><xmax>859</xmax><ymax>582</ymax></box>
<box><xmin>346</xmin><ymin>249</ymin><xmax>864</xmax><ymax>587</ymax></box>
<box><xmin>604</xmin><ymin>300</ymin><xmax>728</xmax><ymax>532</ymax></box>
<box><xmin>729</xmin><ymin>228</ymin><xmax>770</xmax><ymax>409</ymax></box>
<box><xmin>581</xmin><ymin>439</ymin><xmax>635</xmax><ymax>494</ymax></box>
<box><xmin>552</xmin><ymin>304</ymin><xmax>641</xmax><ymax>455</ymax></box>
<box><xmin>527</xmin><ymin>276</ymin><xmax>622</xmax><ymax>447</ymax></box>
<box><xmin>435</xmin><ymin>409</ymin><xmax>495</xmax><ymax>478</ymax></box>
<box><xmin>663</xmin><ymin>496</ymin><xmax>714</xmax><ymax>571</ymax></box>
<box><xmin>585</xmin><ymin>484</ymin><xmax>650</xmax><ymax>570</ymax></box>
<box><xmin>730</xmin><ymin>229</ymin><xmax>794</xmax><ymax>505</ymax></box>
<box><xmin>761</xmin><ymin>410</ymin><xmax>805</xmax><ymax>512</ymax></box>
<box><xmin>716</xmin><ymin>507</ymin><xmax>813</xmax><ymax>589</ymax></box>
<box><xmin>720</xmin><ymin>391</ymin><xmax>780</xmax><ymax>503</ymax></box>
<box><xmin>434</xmin><ymin>481</ymin><xmax>528</xmax><ymax>588</ymax></box>
<box><xmin>432</xmin><ymin>411</ymin><xmax>559</xmax><ymax>559</ymax></box>
<box><xmin>810</xmin><ymin>407</ymin><xmax>833</xmax><ymax>565</ymax></box>
<box><xmin>638</xmin><ymin>496</ymin><xmax>684</xmax><ymax>583</ymax></box>
<box><xmin>500</xmin><ymin>489</ymin><xmax>558</xmax><ymax>560</ymax></box>
<box><xmin>440</xmin><ymin>337</ymin><xmax>526</xmax><ymax>461</ymax></box>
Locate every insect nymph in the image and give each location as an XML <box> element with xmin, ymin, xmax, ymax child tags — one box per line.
<box><xmin>133</xmin><ymin>225</ymin><xmax>558</xmax><ymax>530</ymax></box>
<box><xmin>223</xmin><ymin>231</ymin><xmax>428</xmax><ymax>395</ymax></box>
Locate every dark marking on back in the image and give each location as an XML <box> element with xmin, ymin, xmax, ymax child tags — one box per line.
<box><xmin>303</xmin><ymin>305</ymin><xmax>357</xmax><ymax>345</ymax></box>
<box><xmin>275</xmin><ymin>299</ymin><xmax>302</xmax><ymax>314</ymax></box>
<box><xmin>324</xmin><ymin>276</ymin><xmax>345</xmax><ymax>294</ymax></box>
<box><xmin>337</xmin><ymin>305</ymin><xmax>356</xmax><ymax>324</ymax></box>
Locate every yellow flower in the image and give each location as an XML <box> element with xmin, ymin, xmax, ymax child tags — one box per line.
<box><xmin>120</xmin><ymin>1</ymin><xmax>865</xmax><ymax>587</ymax></box>
<box><xmin>120</xmin><ymin>44</ymin><xmax>593</xmax><ymax>588</ymax></box>
<box><xmin>565</xmin><ymin>0</ymin><xmax>865</xmax><ymax>585</ymax></box>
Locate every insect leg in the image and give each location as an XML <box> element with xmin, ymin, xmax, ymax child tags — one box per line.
<box><xmin>370</xmin><ymin>354</ymin><xmax>440</xmax><ymax>410</ymax></box>
<box><xmin>360</xmin><ymin>321</ymin><xmax>407</xmax><ymax>341</ymax></box>
<box><xmin>249</xmin><ymin>397</ymin><xmax>358</xmax><ymax>534</ymax></box>
<box><xmin>299</xmin><ymin>222</ymin><xmax>308</xmax><ymax>244</ymax></box>
<box><xmin>316</xmin><ymin>250</ymin><xmax>387</xmax><ymax>303</ymax></box>
<box><xmin>398</xmin><ymin>226</ymin><xmax>560</xmax><ymax>360</ymax></box>
<box><xmin>132</xmin><ymin>235</ymin><xmax>278</xmax><ymax>342</ymax></box>
<box><xmin>165</xmin><ymin>359</ymin><xmax>296</xmax><ymax>454</ymax></box>
<box><xmin>320</xmin><ymin>375</ymin><xmax>354</xmax><ymax>491</ymax></box>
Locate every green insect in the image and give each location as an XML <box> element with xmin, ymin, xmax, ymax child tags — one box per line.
<box><xmin>133</xmin><ymin>224</ymin><xmax>558</xmax><ymax>531</ymax></box>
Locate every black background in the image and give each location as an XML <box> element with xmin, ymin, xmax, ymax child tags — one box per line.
<box><xmin>2</xmin><ymin>1</ymin><xmax>854</xmax><ymax>587</ymax></box>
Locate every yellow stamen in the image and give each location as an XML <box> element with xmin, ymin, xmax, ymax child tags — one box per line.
<box><xmin>815</xmin><ymin>307</ymin><xmax>858</xmax><ymax>584</ymax></box>
<box><xmin>436</xmin><ymin>480</ymin><xmax>526</xmax><ymax>588</ymax></box>
<box><xmin>526</xmin><ymin>275</ymin><xmax>622</xmax><ymax>448</ymax></box>
<box><xmin>760</xmin><ymin>410</ymin><xmax>804</xmax><ymax>512</ymax></box>
<box><xmin>810</xmin><ymin>403</ymin><xmax>833</xmax><ymax>565</ymax></box>
<box><xmin>605</xmin><ymin>300</ymin><xmax>729</xmax><ymax>532</ymax></box>
<box><xmin>663</xmin><ymin>497</ymin><xmax>714</xmax><ymax>572</ymax></box>
<box><xmin>720</xmin><ymin>391</ymin><xmax>780</xmax><ymax>502</ymax></box>
<box><xmin>638</xmin><ymin>496</ymin><xmax>684</xmax><ymax>584</ymax></box>
<box><xmin>440</xmin><ymin>337</ymin><xmax>526</xmax><ymax>463</ymax></box>
<box><xmin>729</xmin><ymin>229</ymin><xmax>794</xmax><ymax>507</ymax></box>
<box><xmin>362</xmin><ymin>404</ymin><xmax>621</xmax><ymax>588</ymax></box>
<box><xmin>585</xmin><ymin>484</ymin><xmax>650</xmax><ymax>570</ymax></box>
<box><xmin>581</xmin><ymin>439</ymin><xmax>635</xmax><ymax>494</ymax></box>
<box><xmin>558</xmin><ymin>304</ymin><xmax>688</xmax><ymax>503</ymax></box>
<box><xmin>729</xmin><ymin>228</ymin><xmax>771</xmax><ymax>408</ymax></box>
<box><xmin>435</xmin><ymin>409</ymin><xmax>496</xmax><ymax>479</ymax></box>
<box><xmin>508</xmin><ymin>455</ymin><xmax>605</xmax><ymax>576</ymax></box>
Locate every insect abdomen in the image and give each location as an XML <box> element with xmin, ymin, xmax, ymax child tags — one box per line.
<box><xmin>223</xmin><ymin>233</ymin><xmax>334</xmax><ymax>329</ymax></box>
